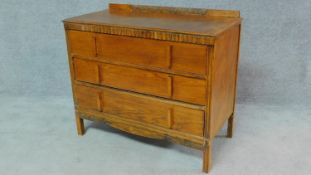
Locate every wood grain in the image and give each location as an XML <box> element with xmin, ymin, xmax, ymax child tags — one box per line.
<box><xmin>203</xmin><ymin>140</ymin><xmax>212</xmax><ymax>173</ymax></box>
<box><xmin>75</xmin><ymin>81</ymin><xmax>205</xmax><ymax>110</ymax></box>
<box><xmin>75</xmin><ymin>84</ymin><xmax>205</xmax><ymax>136</ymax></box>
<box><xmin>63</xmin><ymin>4</ymin><xmax>241</xmax><ymax>45</ymax></box>
<box><xmin>109</xmin><ymin>3</ymin><xmax>240</xmax><ymax>18</ymax></box>
<box><xmin>101</xmin><ymin>64</ymin><xmax>172</xmax><ymax>98</ymax></box>
<box><xmin>72</xmin><ymin>58</ymin><xmax>207</xmax><ymax>105</ymax></box>
<box><xmin>171</xmin><ymin>43</ymin><xmax>207</xmax><ymax>75</ymax></box>
<box><xmin>64</xmin><ymin>22</ymin><xmax>216</xmax><ymax>45</ymax></box>
<box><xmin>73</xmin><ymin>58</ymin><xmax>99</xmax><ymax>84</ymax></box>
<box><xmin>102</xmin><ymin>87</ymin><xmax>172</xmax><ymax>128</ymax></box>
<box><xmin>173</xmin><ymin>76</ymin><xmax>206</xmax><ymax>105</ymax></box>
<box><xmin>172</xmin><ymin>106</ymin><xmax>204</xmax><ymax>136</ymax></box>
<box><xmin>79</xmin><ymin>110</ymin><xmax>205</xmax><ymax>149</ymax></box>
<box><xmin>74</xmin><ymin>85</ymin><xmax>101</xmax><ymax>112</ymax></box>
<box><xmin>209</xmin><ymin>25</ymin><xmax>240</xmax><ymax>138</ymax></box>
<box><xmin>96</xmin><ymin>33</ymin><xmax>171</xmax><ymax>69</ymax></box>
<box><xmin>227</xmin><ymin>113</ymin><xmax>234</xmax><ymax>138</ymax></box>
<box><xmin>75</xmin><ymin>112</ymin><xmax>85</xmax><ymax>136</ymax></box>
<box><xmin>64</xmin><ymin>3</ymin><xmax>242</xmax><ymax>173</ymax></box>
<box><xmin>67</xmin><ymin>30</ymin><xmax>96</xmax><ymax>57</ymax></box>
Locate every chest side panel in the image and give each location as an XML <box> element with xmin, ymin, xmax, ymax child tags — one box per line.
<box><xmin>209</xmin><ymin>25</ymin><xmax>240</xmax><ymax>138</ymax></box>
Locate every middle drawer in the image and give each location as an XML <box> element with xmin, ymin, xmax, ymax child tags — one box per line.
<box><xmin>73</xmin><ymin>58</ymin><xmax>206</xmax><ymax>105</ymax></box>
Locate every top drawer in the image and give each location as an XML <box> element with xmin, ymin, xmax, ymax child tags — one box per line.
<box><xmin>67</xmin><ymin>31</ymin><xmax>208</xmax><ymax>76</ymax></box>
<box><xmin>67</xmin><ymin>31</ymin><xmax>96</xmax><ymax>57</ymax></box>
<box><xmin>96</xmin><ymin>34</ymin><xmax>171</xmax><ymax>69</ymax></box>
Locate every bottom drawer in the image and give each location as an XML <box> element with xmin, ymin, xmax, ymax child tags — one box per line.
<box><xmin>74</xmin><ymin>84</ymin><xmax>204</xmax><ymax>136</ymax></box>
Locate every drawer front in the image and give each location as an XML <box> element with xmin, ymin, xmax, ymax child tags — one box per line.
<box><xmin>96</xmin><ymin>34</ymin><xmax>171</xmax><ymax>69</ymax></box>
<box><xmin>74</xmin><ymin>85</ymin><xmax>101</xmax><ymax>111</ymax></box>
<box><xmin>172</xmin><ymin>106</ymin><xmax>205</xmax><ymax>135</ymax></box>
<box><xmin>96</xmin><ymin>34</ymin><xmax>207</xmax><ymax>76</ymax></box>
<box><xmin>72</xmin><ymin>58</ymin><xmax>206</xmax><ymax>105</ymax></box>
<box><xmin>173</xmin><ymin>76</ymin><xmax>206</xmax><ymax>105</ymax></box>
<box><xmin>73</xmin><ymin>58</ymin><xmax>99</xmax><ymax>84</ymax></box>
<box><xmin>171</xmin><ymin>43</ymin><xmax>207</xmax><ymax>75</ymax></box>
<box><xmin>101</xmin><ymin>64</ymin><xmax>172</xmax><ymax>98</ymax></box>
<box><xmin>67</xmin><ymin>31</ymin><xmax>207</xmax><ymax>76</ymax></box>
<box><xmin>74</xmin><ymin>84</ymin><xmax>204</xmax><ymax>136</ymax></box>
<box><xmin>67</xmin><ymin>31</ymin><xmax>96</xmax><ymax>57</ymax></box>
<box><xmin>102</xmin><ymin>89</ymin><xmax>171</xmax><ymax>128</ymax></box>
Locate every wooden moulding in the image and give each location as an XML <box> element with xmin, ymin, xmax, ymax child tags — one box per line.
<box><xmin>109</xmin><ymin>3</ymin><xmax>240</xmax><ymax>18</ymax></box>
<box><xmin>63</xmin><ymin>4</ymin><xmax>241</xmax><ymax>45</ymax></box>
<box><xmin>64</xmin><ymin>22</ymin><xmax>215</xmax><ymax>45</ymax></box>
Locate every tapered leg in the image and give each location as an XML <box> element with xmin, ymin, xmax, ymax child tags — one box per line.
<box><xmin>75</xmin><ymin>112</ymin><xmax>85</xmax><ymax>135</ymax></box>
<box><xmin>227</xmin><ymin>113</ymin><xmax>234</xmax><ymax>138</ymax></box>
<box><xmin>203</xmin><ymin>140</ymin><xmax>212</xmax><ymax>173</ymax></box>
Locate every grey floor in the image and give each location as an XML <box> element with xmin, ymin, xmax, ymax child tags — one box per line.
<box><xmin>0</xmin><ymin>96</ymin><xmax>310</xmax><ymax>175</ymax></box>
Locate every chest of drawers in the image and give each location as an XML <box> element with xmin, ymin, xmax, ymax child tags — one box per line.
<box><xmin>63</xmin><ymin>3</ymin><xmax>241</xmax><ymax>173</ymax></box>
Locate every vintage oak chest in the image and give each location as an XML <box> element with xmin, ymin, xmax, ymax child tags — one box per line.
<box><xmin>63</xmin><ymin>3</ymin><xmax>241</xmax><ymax>173</ymax></box>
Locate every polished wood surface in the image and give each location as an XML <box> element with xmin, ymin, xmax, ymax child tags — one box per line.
<box><xmin>203</xmin><ymin>140</ymin><xmax>212</xmax><ymax>172</ymax></box>
<box><xmin>79</xmin><ymin>109</ymin><xmax>205</xmax><ymax>149</ymax></box>
<box><xmin>69</xmin><ymin>30</ymin><xmax>208</xmax><ymax>77</ymax></box>
<box><xmin>172</xmin><ymin>76</ymin><xmax>206</xmax><ymax>105</ymax></box>
<box><xmin>67</xmin><ymin>31</ymin><xmax>95</xmax><ymax>57</ymax></box>
<box><xmin>75</xmin><ymin>112</ymin><xmax>85</xmax><ymax>136</ymax></box>
<box><xmin>109</xmin><ymin>4</ymin><xmax>240</xmax><ymax>18</ymax></box>
<box><xmin>74</xmin><ymin>84</ymin><xmax>204</xmax><ymax>136</ymax></box>
<box><xmin>64</xmin><ymin>3</ymin><xmax>241</xmax><ymax>173</ymax></box>
<box><xmin>63</xmin><ymin>4</ymin><xmax>241</xmax><ymax>45</ymax></box>
<box><xmin>227</xmin><ymin>113</ymin><xmax>235</xmax><ymax>138</ymax></box>
<box><xmin>64</xmin><ymin>8</ymin><xmax>240</xmax><ymax>36</ymax></box>
<box><xmin>209</xmin><ymin>25</ymin><xmax>240</xmax><ymax>138</ymax></box>
<box><xmin>102</xmin><ymin>63</ymin><xmax>172</xmax><ymax>98</ymax></box>
<box><xmin>96</xmin><ymin>34</ymin><xmax>171</xmax><ymax>69</ymax></box>
<box><xmin>74</xmin><ymin>58</ymin><xmax>99</xmax><ymax>84</ymax></box>
<box><xmin>171</xmin><ymin>43</ymin><xmax>207</xmax><ymax>75</ymax></box>
<box><xmin>72</xmin><ymin>58</ymin><xmax>207</xmax><ymax>105</ymax></box>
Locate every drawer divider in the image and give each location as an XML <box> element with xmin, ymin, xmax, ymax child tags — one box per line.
<box><xmin>168</xmin><ymin>75</ymin><xmax>173</xmax><ymax>98</ymax></box>
<box><xmin>94</xmin><ymin>34</ymin><xmax>98</xmax><ymax>57</ymax></box>
<box><xmin>167</xmin><ymin>45</ymin><xmax>173</xmax><ymax>69</ymax></box>
<box><xmin>97</xmin><ymin>64</ymin><xmax>103</xmax><ymax>84</ymax></box>
<box><xmin>168</xmin><ymin>108</ymin><xmax>174</xmax><ymax>129</ymax></box>
<box><xmin>97</xmin><ymin>91</ymin><xmax>103</xmax><ymax>112</ymax></box>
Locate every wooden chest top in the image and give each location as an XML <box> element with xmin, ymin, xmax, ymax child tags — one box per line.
<box><xmin>63</xmin><ymin>4</ymin><xmax>241</xmax><ymax>45</ymax></box>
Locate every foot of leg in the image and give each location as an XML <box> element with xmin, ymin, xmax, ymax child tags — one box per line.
<box><xmin>227</xmin><ymin>113</ymin><xmax>234</xmax><ymax>138</ymax></box>
<box><xmin>75</xmin><ymin>112</ymin><xmax>85</xmax><ymax>136</ymax></box>
<box><xmin>203</xmin><ymin>140</ymin><xmax>212</xmax><ymax>173</ymax></box>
